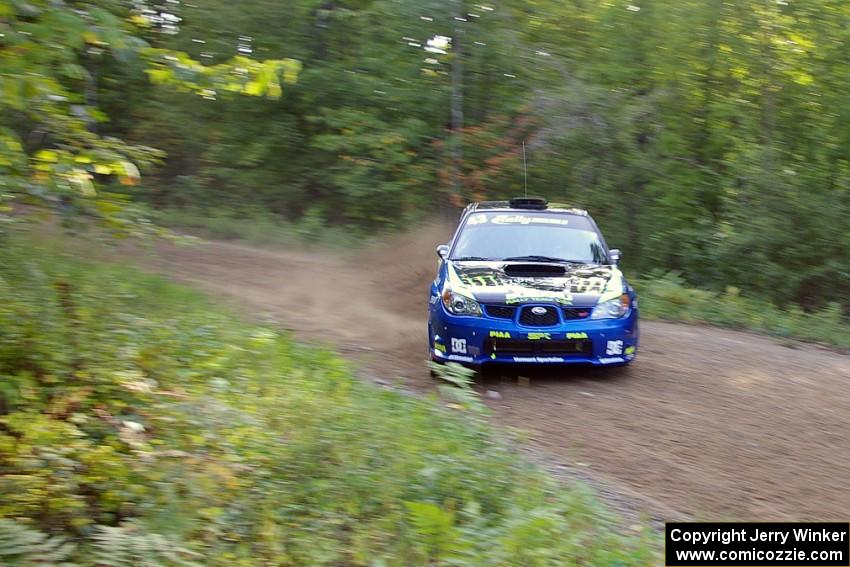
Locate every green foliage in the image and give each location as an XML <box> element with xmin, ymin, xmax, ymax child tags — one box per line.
<box><xmin>114</xmin><ymin>0</ymin><xmax>529</xmax><ymax>227</ymax></box>
<box><xmin>0</xmin><ymin>519</ymin><xmax>76</xmax><ymax>566</ymax></box>
<box><xmin>511</xmin><ymin>0</ymin><xmax>850</xmax><ymax>312</ymax></box>
<box><xmin>404</xmin><ymin>501</ymin><xmax>467</xmax><ymax>563</ymax></box>
<box><xmin>430</xmin><ymin>362</ymin><xmax>487</xmax><ymax>416</ymax></box>
<box><xmin>90</xmin><ymin>524</ymin><xmax>201</xmax><ymax>567</ymax></box>
<box><xmin>144</xmin><ymin>52</ymin><xmax>300</xmax><ymax>99</ymax></box>
<box><xmin>0</xmin><ymin>0</ymin><xmax>296</xmax><ymax>230</ymax></box>
<box><xmin>0</xmin><ymin>234</ymin><xmax>653</xmax><ymax>565</ymax></box>
<box><xmin>0</xmin><ymin>519</ymin><xmax>199</xmax><ymax>567</ymax></box>
<box><xmin>637</xmin><ymin>273</ymin><xmax>850</xmax><ymax>349</ymax></box>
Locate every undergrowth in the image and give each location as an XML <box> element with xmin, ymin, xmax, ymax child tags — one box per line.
<box><xmin>636</xmin><ymin>273</ymin><xmax>849</xmax><ymax>350</ymax></box>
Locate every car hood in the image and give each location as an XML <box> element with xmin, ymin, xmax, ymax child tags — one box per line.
<box><xmin>446</xmin><ymin>261</ymin><xmax>625</xmax><ymax>308</ymax></box>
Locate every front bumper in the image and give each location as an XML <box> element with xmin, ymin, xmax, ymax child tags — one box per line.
<box><xmin>429</xmin><ymin>303</ymin><xmax>638</xmax><ymax>367</ymax></box>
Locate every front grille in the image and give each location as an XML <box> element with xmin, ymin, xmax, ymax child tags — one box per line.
<box><xmin>485</xmin><ymin>338</ymin><xmax>593</xmax><ymax>357</ymax></box>
<box><xmin>485</xmin><ymin>305</ymin><xmax>516</xmax><ymax>320</ymax></box>
<box><xmin>562</xmin><ymin>307</ymin><xmax>592</xmax><ymax>320</ymax></box>
<box><xmin>518</xmin><ymin>305</ymin><xmax>559</xmax><ymax>327</ymax></box>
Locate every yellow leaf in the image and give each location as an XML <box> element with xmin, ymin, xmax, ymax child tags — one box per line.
<box><xmin>83</xmin><ymin>31</ymin><xmax>102</xmax><ymax>46</ymax></box>
<box><xmin>4</xmin><ymin>137</ymin><xmax>22</xmax><ymax>152</ymax></box>
<box><xmin>94</xmin><ymin>164</ymin><xmax>112</xmax><ymax>175</ymax></box>
<box><xmin>130</xmin><ymin>14</ymin><xmax>150</xmax><ymax>27</ymax></box>
<box><xmin>68</xmin><ymin>170</ymin><xmax>95</xmax><ymax>196</ymax></box>
<box><xmin>146</xmin><ymin>68</ymin><xmax>172</xmax><ymax>84</ymax></box>
<box><xmin>788</xmin><ymin>33</ymin><xmax>814</xmax><ymax>50</ymax></box>
<box><xmin>121</xmin><ymin>161</ymin><xmax>140</xmax><ymax>180</ymax></box>
<box><xmin>35</xmin><ymin>150</ymin><xmax>58</xmax><ymax>162</ymax></box>
<box><xmin>793</xmin><ymin>72</ymin><xmax>813</xmax><ymax>86</ymax></box>
<box><xmin>282</xmin><ymin>60</ymin><xmax>301</xmax><ymax>84</ymax></box>
<box><xmin>244</xmin><ymin>81</ymin><xmax>264</xmax><ymax>96</ymax></box>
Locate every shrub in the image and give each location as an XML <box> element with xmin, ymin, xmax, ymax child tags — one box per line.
<box><xmin>636</xmin><ymin>273</ymin><xmax>850</xmax><ymax>349</ymax></box>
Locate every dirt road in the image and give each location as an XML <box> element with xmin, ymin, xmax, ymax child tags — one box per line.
<box><xmin>141</xmin><ymin>225</ymin><xmax>850</xmax><ymax>522</ymax></box>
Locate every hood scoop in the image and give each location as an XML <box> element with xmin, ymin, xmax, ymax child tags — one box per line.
<box><xmin>503</xmin><ymin>263</ymin><xmax>567</xmax><ymax>277</ymax></box>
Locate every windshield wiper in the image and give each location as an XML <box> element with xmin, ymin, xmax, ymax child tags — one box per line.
<box><xmin>501</xmin><ymin>255</ymin><xmax>581</xmax><ymax>264</ymax></box>
<box><xmin>451</xmin><ymin>256</ymin><xmax>492</xmax><ymax>261</ymax></box>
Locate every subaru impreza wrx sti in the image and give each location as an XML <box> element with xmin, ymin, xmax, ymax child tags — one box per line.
<box><xmin>428</xmin><ymin>197</ymin><xmax>638</xmax><ymax>368</ymax></box>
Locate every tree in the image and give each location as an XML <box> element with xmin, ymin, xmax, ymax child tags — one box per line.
<box><xmin>0</xmin><ymin>0</ymin><xmax>298</xmax><ymax>232</ymax></box>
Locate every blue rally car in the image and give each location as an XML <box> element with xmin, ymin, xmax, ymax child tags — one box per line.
<box><xmin>428</xmin><ymin>197</ymin><xmax>638</xmax><ymax>368</ymax></box>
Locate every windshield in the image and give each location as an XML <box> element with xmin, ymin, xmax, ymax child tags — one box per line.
<box><xmin>451</xmin><ymin>212</ymin><xmax>609</xmax><ymax>264</ymax></box>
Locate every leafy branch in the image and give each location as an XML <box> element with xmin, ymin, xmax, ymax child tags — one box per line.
<box><xmin>0</xmin><ymin>0</ymin><xmax>300</xmax><ymax>227</ymax></box>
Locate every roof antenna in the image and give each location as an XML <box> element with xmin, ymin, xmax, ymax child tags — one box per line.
<box><xmin>522</xmin><ymin>139</ymin><xmax>528</xmax><ymax>197</ymax></box>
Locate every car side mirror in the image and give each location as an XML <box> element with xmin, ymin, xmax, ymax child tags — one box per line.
<box><xmin>436</xmin><ymin>244</ymin><xmax>449</xmax><ymax>259</ymax></box>
<box><xmin>609</xmin><ymin>249</ymin><xmax>621</xmax><ymax>264</ymax></box>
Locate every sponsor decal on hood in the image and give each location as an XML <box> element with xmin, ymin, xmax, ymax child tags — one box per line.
<box><xmin>447</xmin><ymin>261</ymin><xmax>624</xmax><ymax>307</ymax></box>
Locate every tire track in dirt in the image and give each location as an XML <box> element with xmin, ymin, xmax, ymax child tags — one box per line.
<box><xmin>137</xmin><ymin>225</ymin><xmax>850</xmax><ymax>521</ymax></box>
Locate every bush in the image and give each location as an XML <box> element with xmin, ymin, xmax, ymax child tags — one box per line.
<box><xmin>636</xmin><ymin>273</ymin><xmax>850</xmax><ymax>349</ymax></box>
<box><xmin>0</xmin><ymin>236</ymin><xmax>653</xmax><ymax>565</ymax></box>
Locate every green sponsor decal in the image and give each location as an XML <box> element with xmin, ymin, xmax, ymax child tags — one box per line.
<box><xmin>505</xmin><ymin>294</ymin><xmax>573</xmax><ymax>305</ymax></box>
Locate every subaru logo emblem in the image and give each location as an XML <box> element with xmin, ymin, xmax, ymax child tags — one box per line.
<box><xmin>531</xmin><ymin>306</ymin><xmax>547</xmax><ymax>315</ymax></box>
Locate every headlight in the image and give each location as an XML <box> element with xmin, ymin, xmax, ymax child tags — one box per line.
<box><xmin>442</xmin><ymin>289</ymin><xmax>482</xmax><ymax>316</ymax></box>
<box><xmin>591</xmin><ymin>294</ymin><xmax>631</xmax><ymax>319</ymax></box>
